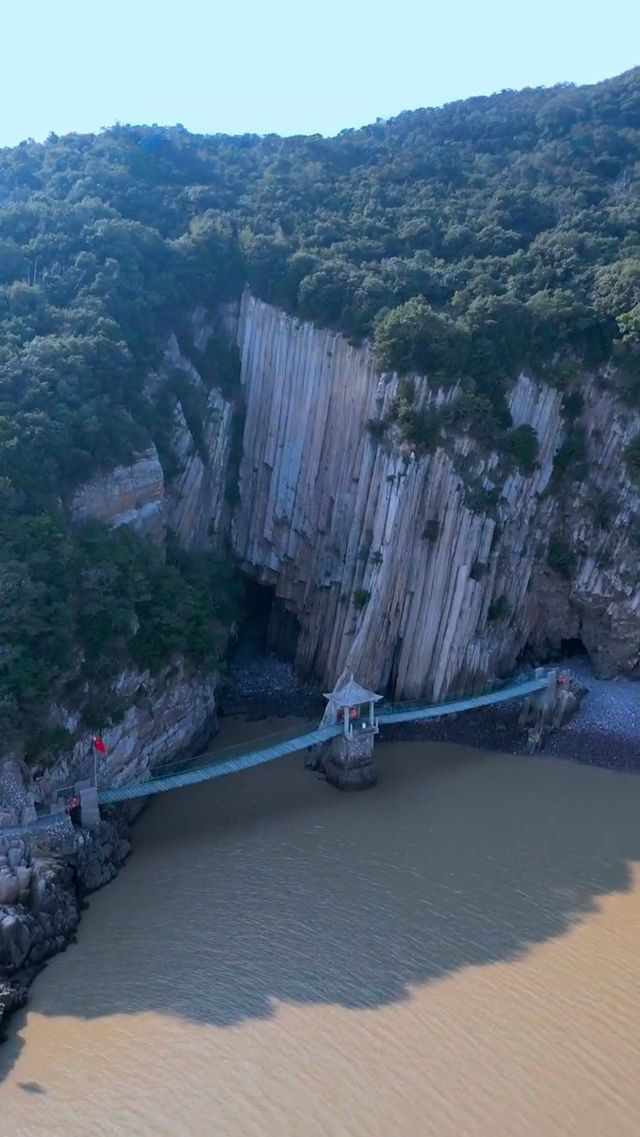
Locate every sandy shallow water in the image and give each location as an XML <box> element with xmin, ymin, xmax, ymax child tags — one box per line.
<box><xmin>1</xmin><ymin>716</ymin><xmax>639</xmax><ymax>1136</ymax></box>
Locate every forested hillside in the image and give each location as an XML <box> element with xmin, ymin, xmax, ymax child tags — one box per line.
<box><xmin>1</xmin><ymin>67</ymin><xmax>639</xmax><ymax>752</ymax></box>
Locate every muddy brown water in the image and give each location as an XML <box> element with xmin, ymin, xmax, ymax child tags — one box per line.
<box><xmin>1</xmin><ymin>717</ymin><xmax>639</xmax><ymax>1136</ymax></box>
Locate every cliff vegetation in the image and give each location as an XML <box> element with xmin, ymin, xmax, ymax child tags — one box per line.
<box><xmin>1</xmin><ymin>68</ymin><xmax>640</xmax><ymax>744</ymax></box>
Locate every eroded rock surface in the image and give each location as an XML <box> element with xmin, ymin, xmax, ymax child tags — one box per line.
<box><xmin>231</xmin><ymin>294</ymin><xmax>640</xmax><ymax>698</ymax></box>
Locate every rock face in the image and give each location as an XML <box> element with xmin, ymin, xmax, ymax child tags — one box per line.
<box><xmin>0</xmin><ymin>653</ymin><xmax>216</xmax><ymax>1040</ymax></box>
<box><xmin>231</xmin><ymin>293</ymin><xmax>640</xmax><ymax>698</ymax></box>
<box><xmin>162</xmin><ymin>329</ymin><xmax>236</xmax><ymax>551</ymax></box>
<box><xmin>524</xmin><ymin>380</ymin><xmax>640</xmax><ymax>678</ymax></box>
<box><xmin>46</xmin><ymin>659</ymin><xmax>220</xmax><ymax>793</ymax></box>
<box><xmin>5</xmin><ymin>294</ymin><xmax>639</xmax><ymax>796</ymax></box>
<box><xmin>70</xmin><ymin>324</ymin><xmax>236</xmax><ymax>553</ymax></box>
<box><xmin>71</xmin><ymin>448</ymin><xmax>166</xmax><ymax>540</ymax></box>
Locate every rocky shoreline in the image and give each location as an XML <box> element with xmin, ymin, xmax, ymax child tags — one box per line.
<box><xmin>0</xmin><ymin>807</ymin><xmax>135</xmax><ymax>1042</ymax></box>
<box><xmin>380</xmin><ymin>705</ymin><xmax>640</xmax><ymax>773</ymax></box>
<box><xmin>0</xmin><ymin>647</ymin><xmax>292</xmax><ymax>1045</ymax></box>
<box><xmin>220</xmin><ymin>646</ymin><xmax>324</xmax><ymax>721</ymax></box>
<box><xmin>381</xmin><ymin>659</ymin><xmax>639</xmax><ymax>772</ymax></box>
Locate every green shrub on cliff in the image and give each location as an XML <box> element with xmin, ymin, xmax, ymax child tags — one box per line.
<box><xmin>502</xmin><ymin>425</ymin><xmax>540</xmax><ymax>475</ymax></box>
<box><xmin>374</xmin><ymin>299</ymin><xmax>469</xmax><ymax>379</ymax></box>
<box><xmin>0</xmin><ymin>513</ymin><xmax>240</xmax><ymax>736</ymax></box>
<box><xmin>394</xmin><ymin>405</ymin><xmax>443</xmax><ymax>453</ymax></box>
<box><xmin>422</xmin><ymin>518</ymin><xmax>440</xmax><ymax>540</ymax></box>
<box><xmin>547</xmin><ymin>537</ymin><xmax>576</xmax><ymax>578</ymax></box>
<box><xmin>551</xmin><ymin>426</ymin><xmax>588</xmax><ymax>488</ymax></box>
<box><xmin>353</xmin><ymin>589</ymin><xmax>371</xmax><ymax>610</ymax></box>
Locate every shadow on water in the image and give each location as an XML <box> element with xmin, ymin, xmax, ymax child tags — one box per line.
<box><xmin>1</xmin><ymin>737</ymin><xmax>639</xmax><ymax>1081</ymax></box>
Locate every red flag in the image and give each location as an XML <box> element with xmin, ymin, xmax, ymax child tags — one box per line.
<box><xmin>93</xmin><ymin>738</ymin><xmax>107</xmax><ymax>755</ymax></box>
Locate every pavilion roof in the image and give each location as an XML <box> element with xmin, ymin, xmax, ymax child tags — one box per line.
<box><xmin>323</xmin><ymin>678</ymin><xmax>383</xmax><ymax>708</ymax></box>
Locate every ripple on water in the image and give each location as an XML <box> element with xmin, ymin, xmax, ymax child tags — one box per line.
<box><xmin>1</xmin><ymin>720</ymin><xmax>639</xmax><ymax>1136</ymax></box>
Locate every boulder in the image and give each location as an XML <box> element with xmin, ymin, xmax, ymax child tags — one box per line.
<box><xmin>0</xmin><ymin>911</ymin><xmax>32</xmax><ymax>970</ymax></box>
<box><xmin>0</xmin><ymin>871</ymin><xmax>19</xmax><ymax>906</ymax></box>
<box><xmin>7</xmin><ymin>842</ymin><xmax>25</xmax><ymax>870</ymax></box>
<box><xmin>15</xmin><ymin>865</ymin><xmax>32</xmax><ymax>891</ymax></box>
<box><xmin>552</xmin><ymin>689</ymin><xmax>579</xmax><ymax>728</ymax></box>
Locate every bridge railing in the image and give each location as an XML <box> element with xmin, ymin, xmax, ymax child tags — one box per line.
<box><xmin>101</xmin><ymin>671</ymin><xmax>551</xmax><ymax>796</ymax></box>
<box><xmin>98</xmin><ymin>722</ymin><xmax>341</xmax><ymax>804</ymax></box>
<box><xmin>377</xmin><ymin>669</ymin><xmax>549</xmax><ymax>718</ymax></box>
<box><xmin>134</xmin><ymin>720</ymin><xmax>319</xmax><ymax>786</ymax></box>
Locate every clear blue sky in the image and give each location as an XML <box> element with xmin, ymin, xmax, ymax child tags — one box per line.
<box><xmin>2</xmin><ymin>0</ymin><xmax>638</xmax><ymax>145</ymax></box>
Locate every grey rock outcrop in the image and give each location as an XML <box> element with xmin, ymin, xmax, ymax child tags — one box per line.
<box><xmin>70</xmin><ymin>322</ymin><xmax>235</xmax><ymax>553</ymax></box>
<box><xmin>0</xmin><ymin>809</ymin><xmax>134</xmax><ymax>1037</ymax></box>
<box><xmin>320</xmin><ymin>731</ymin><xmax>377</xmax><ymax>791</ymax></box>
<box><xmin>230</xmin><ymin>294</ymin><xmax>640</xmax><ymax>698</ymax></box>
<box><xmin>46</xmin><ymin>659</ymin><xmax>219</xmax><ymax>793</ymax></box>
<box><xmin>162</xmin><ymin>331</ymin><xmax>236</xmax><ymax>551</ymax></box>
<box><xmin>71</xmin><ymin>447</ymin><xmax>166</xmax><ymax>540</ymax></box>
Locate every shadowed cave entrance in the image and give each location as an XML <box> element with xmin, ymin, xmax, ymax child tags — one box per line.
<box><xmin>518</xmin><ymin>634</ymin><xmax>591</xmax><ymax>671</ymax></box>
<box><xmin>239</xmin><ymin>578</ymin><xmax>300</xmax><ymax>661</ymax></box>
<box><xmin>559</xmin><ymin>637</ymin><xmax>590</xmax><ymax>661</ymax></box>
<box><xmin>220</xmin><ymin>577</ymin><xmax>322</xmax><ymax>718</ymax></box>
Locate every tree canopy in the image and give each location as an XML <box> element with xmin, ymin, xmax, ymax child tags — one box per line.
<box><xmin>1</xmin><ymin>68</ymin><xmax>640</xmax><ymax>749</ymax></box>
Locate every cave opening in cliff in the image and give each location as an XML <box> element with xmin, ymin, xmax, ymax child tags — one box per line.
<box><xmin>518</xmin><ymin>635</ymin><xmax>591</xmax><ymax>671</ymax></box>
<box><xmin>559</xmin><ymin>637</ymin><xmax>589</xmax><ymax>661</ymax></box>
<box><xmin>237</xmin><ymin>577</ymin><xmax>300</xmax><ymax>662</ymax></box>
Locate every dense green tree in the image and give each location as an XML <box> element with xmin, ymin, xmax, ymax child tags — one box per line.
<box><xmin>1</xmin><ymin>66</ymin><xmax>640</xmax><ymax>745</ymax></box>
<box><xmin>618</xmin><ymin>304</ymin><xmax>640</xmax><ymax>346</ymax></box>
<box><xmin>374</xmin><ymin>298</ymin><xmax>469</xmax><ymax>378</ymax></box>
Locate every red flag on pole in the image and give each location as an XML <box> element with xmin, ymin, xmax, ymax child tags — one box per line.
<box><xmin>93</xmin><ymin>738</ymin><xmax>107</xmax><ymax>755</ymax></box>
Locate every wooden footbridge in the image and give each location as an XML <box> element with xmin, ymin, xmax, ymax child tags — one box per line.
<box><xmin>96</xmin><ymin>669</ymin><xmax>555</xmax><ymax>806</ymax></box>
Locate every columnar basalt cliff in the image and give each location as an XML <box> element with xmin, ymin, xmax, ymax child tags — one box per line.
<box><xmin>5</xmin><ymin>294</ymin><xmax>639</xmax><ymax>793</ymax></box>
<box><xmin>231</xmin><ymin>294</ymin><xmax>640</xmax><ymax>698</ymax></box>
